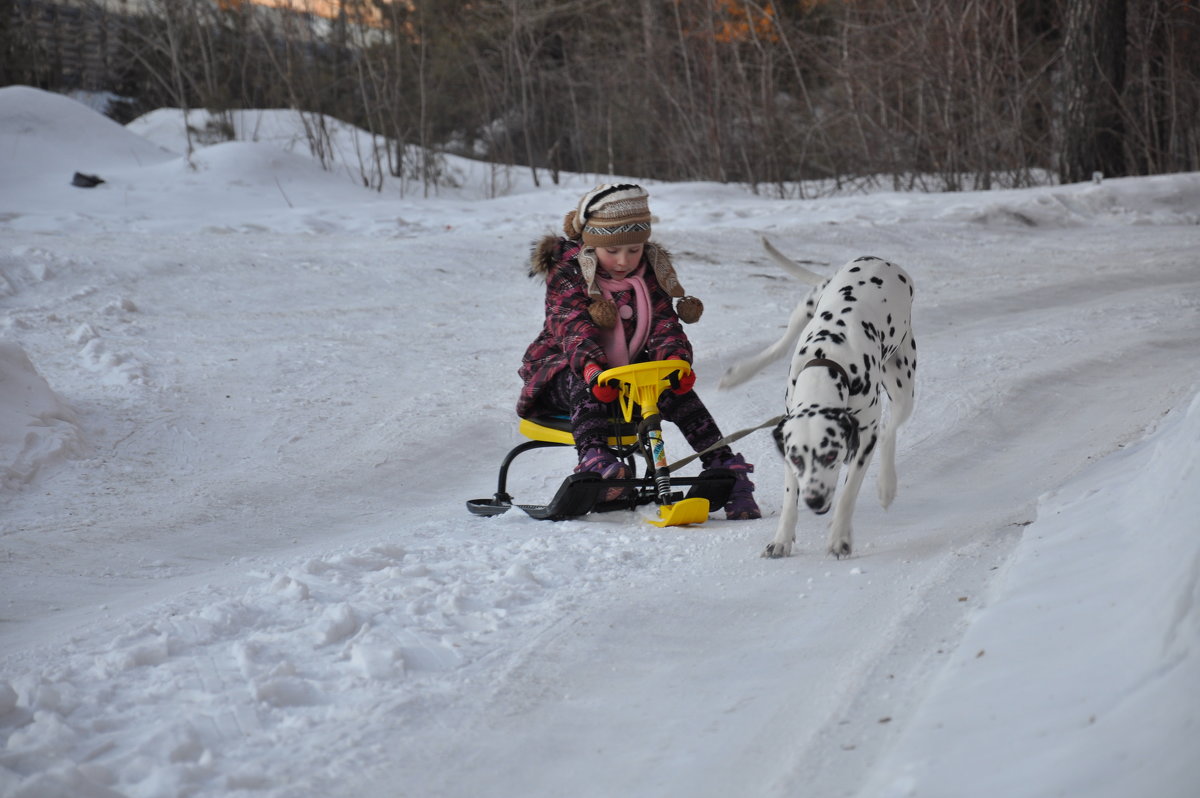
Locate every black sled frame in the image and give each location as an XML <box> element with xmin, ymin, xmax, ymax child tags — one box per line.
<box><xmin>466</xmin><ymin>361</ymin><xmax>735</xmax><ymax>525</ymax></box>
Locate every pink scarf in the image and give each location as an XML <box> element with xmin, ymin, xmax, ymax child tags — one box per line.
<box><xmin>596</xmin><ymin>263</ymin><xmax>652</xmax><ymax>366</ymax></box>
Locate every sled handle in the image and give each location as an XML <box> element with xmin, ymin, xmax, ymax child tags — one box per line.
<box><xmin>596</xmin><ymin>360</ymin><xmax>692</xmax><ymax>424</ymax></box>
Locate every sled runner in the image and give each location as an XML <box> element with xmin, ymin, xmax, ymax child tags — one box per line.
<box><xmin>466</xmin><ymin>360</ymin><xmax>736</xmax><ymax>527</ymax></box>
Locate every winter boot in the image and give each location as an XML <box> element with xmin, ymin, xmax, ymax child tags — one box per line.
<box><xmin>575</xmin><ymin>447</ymin><xmax>632</xmax><ymax>503</ymax></box>
<box><xmin>710</xmin><ymin>452</ymin><xmax>761</xmax><ymax>520</ymax></box>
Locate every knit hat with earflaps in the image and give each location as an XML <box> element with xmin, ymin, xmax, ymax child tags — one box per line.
<box><xmin>562</xmin><ymin>184</ymin><xmax>703</xmax><ymax>328</ymax></box>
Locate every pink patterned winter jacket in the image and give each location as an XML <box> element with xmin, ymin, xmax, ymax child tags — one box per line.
<box><xmin>516</xmin><ymin>235</ymin><xmax>693</xmax><ymax>419</ymax></box>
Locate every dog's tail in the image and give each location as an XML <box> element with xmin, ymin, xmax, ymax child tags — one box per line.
<box><xmin>720</xmin><ymin>237</ymin><xmax>826</xmax><ymax>390</ymax></box>
<box><xmin>719</xmin><ymin>295</ymin><xmax>813</xmax><ymax>389</ymax></box>
<box><xmin>761</xmin><ymin>236</ymin><xmax>826</xmax><ymax>286</ymax></box>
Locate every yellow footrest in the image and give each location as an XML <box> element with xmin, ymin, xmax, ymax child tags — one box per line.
<box><xmin>647</xmin><ymin>497</ymin><xmax>710</xmax><ymax>527</ymax></box>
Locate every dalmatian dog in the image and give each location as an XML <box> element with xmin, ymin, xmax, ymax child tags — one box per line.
<box><xmin>721</xmin><ymin>238</ymin><xmax>916</xmax><ymax>558</ymax></box>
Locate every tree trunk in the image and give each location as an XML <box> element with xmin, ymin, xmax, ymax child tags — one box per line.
<box><xmin>1059</xmin><ymin>0</ymin><xmax>1128</xmax><ymax>183</ymax></box>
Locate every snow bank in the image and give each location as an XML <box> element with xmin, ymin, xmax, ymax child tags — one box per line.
<box><xmin>862</xmin><ymin>391</ymin><xmax>1200</xmax><ymax>798</ymax></box>
<box><xmin>957</xmin><ymin>172</ymin><xmax>1200</xmax><ymax>228</ymax></box>
<box><xmin>0</xmin><ymin>86</ymin><xmax>174</xmax><ymax>186</ymax></box>
<box><xmin>0</xmin><ymin>341</ymin><xmax>84</xmax><ymax>489</ymax></box>
<box><xmin>126</xmin><ymin>106</ymin><xmax>609</xmax><ymax>201</ymax></box>
<box><xmin>133</xmin><ymin>139</ymin><xmax>382</xmax><ymax>211</ymax></box>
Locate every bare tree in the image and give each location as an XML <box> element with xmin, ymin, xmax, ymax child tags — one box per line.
<box><xmin>1059</xmin><ymin>0</ymin><xmax>1129</xmax><ymax>182</ymax></box>
<box><xmin>30</xmin><ymin>0</ymin><xmax>1200</xmax><ymax>193</ymax></box>
<box><xmin>1121</xmin><ymin>0</ymin><xmax>1200</xmax><ymax>175</ymax></box>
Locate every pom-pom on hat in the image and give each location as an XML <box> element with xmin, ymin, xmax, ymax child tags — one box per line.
<box><xmin>563</xmin><ymin>184</ymin><xmax>652</xmax><ymax>248</ymax></box>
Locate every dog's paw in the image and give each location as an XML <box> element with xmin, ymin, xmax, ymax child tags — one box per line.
<box><xmin>827</xmin><ymin>536</ymin><xmax>852</xmax><ymax>559</ymax></box>
<box><xmin>878</xmin><ymin>481</ymin><xmax>896</xmax><ymax>509</ymax></box>
<box><xmin>762</xmin><ymin>540</ymin><xmax>792</xmax><ymax>559</ymax></box>
<box><xmin>878</xmin><ymin>468</ymin><xmax>897</xmax><ymax>508</ymax></box>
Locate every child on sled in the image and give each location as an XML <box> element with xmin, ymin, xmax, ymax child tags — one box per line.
<box><xmin>516</xmin><ymin>184</ymin><xmax>761</xmax><ymax>520</ymax></box>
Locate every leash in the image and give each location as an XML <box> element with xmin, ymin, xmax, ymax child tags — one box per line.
<box><xmin>666</xmin><ymin>414</ymin><xmax>784</xmax><ymax>472</ymax></box>
<box><xmin>664</xmin><ymin>358</ymin><xmax>848</xmax><ymax>472</ymax></box>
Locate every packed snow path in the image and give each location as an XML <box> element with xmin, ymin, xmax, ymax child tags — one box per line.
<box><xmin>3</xmin><ymin>87</ymin><xmax>1199</xmax><ymax>798</ymax></box>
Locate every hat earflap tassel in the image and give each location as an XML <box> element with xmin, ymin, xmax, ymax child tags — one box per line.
<box><xmin>676</xmin><ymin>295</ymin><xmax>704</xmax><ymax>324</ymax></box>
<box><xmin>589</xmin><ymin>298</ymin><xmax>618</xmax><ymax>328</ymax></box>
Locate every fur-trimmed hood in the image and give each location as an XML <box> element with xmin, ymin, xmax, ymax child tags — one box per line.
<box><xmin>528</xmin><ymin>234</ymin><xmax>578</xmax><ymax>280</ymax></box>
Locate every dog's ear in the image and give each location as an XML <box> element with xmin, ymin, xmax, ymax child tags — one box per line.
<box><xmin>838</xmin><ymin>412</ymin><xmax>860</xmax><ymax>461</ymax></box>
<box><xmin>772</xmin><ymin>418</ymin><xmax>787</xmax><ymax>456</ymax></box>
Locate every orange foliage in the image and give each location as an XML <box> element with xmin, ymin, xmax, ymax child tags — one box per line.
<box><xmin>248</xmin><ymin>0</ymin><xmax>390</xmax><ymax>27</ymax></box>
<box><xmin>699</xmin><ymin>0</ymin><xmax>780</xmax><ymax>44</ymax></box>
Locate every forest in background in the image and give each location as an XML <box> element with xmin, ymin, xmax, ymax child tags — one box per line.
<box><xmin>4</xmin><ymin>0</ymin><xmax>1199</xmax><ymax>196</ymax></box>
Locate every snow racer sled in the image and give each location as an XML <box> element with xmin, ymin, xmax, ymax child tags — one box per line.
<box><xmin>466</xmin><ymin>360</ymin><xmax>736</xmax><ymax>527</ymax></box>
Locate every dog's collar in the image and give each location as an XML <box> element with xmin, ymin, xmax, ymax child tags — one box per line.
<box><xmin>801</xmin><ymin>358</ymin><xmax>852</xmax><ymax>391</ymax></box>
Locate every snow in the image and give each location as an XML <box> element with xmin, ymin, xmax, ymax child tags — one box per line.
<box><xmin>2</xmin><ymin>84</ymin><xmax>1198</xmax><ymax>798</ymax></box>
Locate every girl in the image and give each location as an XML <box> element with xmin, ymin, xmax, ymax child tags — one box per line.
<box><xmin>516</xmin><ymin>184</ymin><xmax>760</xmax><ymax>520</ymax></box>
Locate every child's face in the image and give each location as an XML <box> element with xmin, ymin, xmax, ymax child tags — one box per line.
<box><xmin>596</xmin><ymin>244</ymin><xmax>644</xmax><ymax>279</ymax></box>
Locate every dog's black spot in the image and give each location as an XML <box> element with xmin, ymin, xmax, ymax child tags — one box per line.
<box><xmin>859</xmin><ymin>435</ymin><xmax>878</xmax><ymax>462</ymax></box>
<box><xmin>813</xmin><ymin>329</ymin><xmax>847</xmax><ymax>346</ymax></box>
<box><xmin>871</xmin><ymin>276</ymin><xmax>884</xmax><ymax>286</ymax></box>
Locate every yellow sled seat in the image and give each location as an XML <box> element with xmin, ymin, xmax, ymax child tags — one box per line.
<box><xmin>518</xmin><ymin>414</ymin><xmax>641</xmax><ymax>448</ymax></box>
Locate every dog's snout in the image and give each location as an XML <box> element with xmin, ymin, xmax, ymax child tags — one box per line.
<box><xmin>805</xmin><ymin>495</ymin><xmax>830</xmax><ymax>514</ymax></box>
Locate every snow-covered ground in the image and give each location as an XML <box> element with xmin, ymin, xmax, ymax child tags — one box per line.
<box><xmin>2</xmin><ymin>85</ymin><xmax>1198</xmax><ymax>798</ymax></box>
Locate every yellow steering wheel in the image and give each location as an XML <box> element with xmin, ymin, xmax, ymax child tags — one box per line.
<box><xmin>594</xmin><ymin>360</ymin><xmax>708</xmax><ymax>527</ymax></box>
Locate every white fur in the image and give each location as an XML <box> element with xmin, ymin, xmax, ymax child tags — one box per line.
<box><xmin>722</xmin><ymin>239</ymin><xmax>917</xmax><ymax>558</ymax></box>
